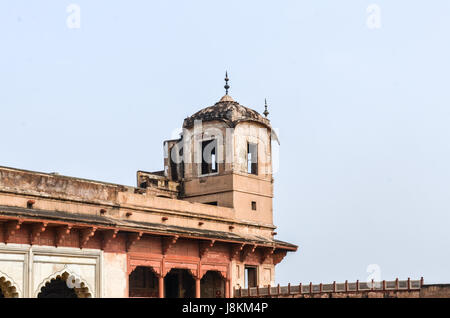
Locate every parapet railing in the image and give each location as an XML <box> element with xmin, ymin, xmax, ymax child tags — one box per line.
<box><xmin>234</xmin><ymin>277</ymin><xmax>424</xmax><ymax>298</ymax></box>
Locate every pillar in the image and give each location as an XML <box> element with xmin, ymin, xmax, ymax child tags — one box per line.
<box><xmin>158</xmin><ymin>275</ymin><xmax>164</xmax><ymax>298</ymax></box>
<box><xmin>225</xmin><ymin>279</ymin><xmax>230</xmax><ymax>298</ymax></box>
<box><xmin>195</xmin><ymin>277</ymin><xmax>201</xmax><ymax>298</ymax></box>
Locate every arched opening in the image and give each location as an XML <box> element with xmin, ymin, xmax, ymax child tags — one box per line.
<box><xmin>201</xmin><ymin>271</ymin><xmax>225</xmax><ymax>298</ymax></box>
<box><xmin>0</xmin><ymin>276</ymin><xmax>19</xmax><ymax>298</ymax></box>
<box><xmin>129</xmin><ymin>266</ymin><xmax>159</xmax><ymax>298</ymax></box>
<box><xmin>37</xmin><ymin>271</ymin><xmax>92</xmax><ymax>298</ymax></box>
<box><xmin>164</xmin><ymin>268</ymin><xmax>195</xmax><ymax>298</ymax></box>
<box><xmin>38</xmin><ymin>278</ymin><xmax>78</xmax><ymax>298</ymax></box>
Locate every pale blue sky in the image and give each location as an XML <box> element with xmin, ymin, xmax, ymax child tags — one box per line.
<box><xmin>1</xmin><ymin>1</ymin><xmax>450</xmax><ymax>285</ymax></box>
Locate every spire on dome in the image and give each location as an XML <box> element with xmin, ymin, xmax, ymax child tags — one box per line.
<box><xmin>218</xmin><ymin>71</ymin><xmax>235</xmax><ymax>102</ymax></box>
<box><xmin>263</xmin><ymin>98</ymin><xmax>269</xmax><ymax>117</ymax></box>
<box><xmin>224</xmin><ymin>71</ymin><xmax>230</xmax><ymax>95</ymax></box>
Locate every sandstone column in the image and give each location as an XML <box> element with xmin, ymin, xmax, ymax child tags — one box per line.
<box><xmin>158</xmin><ymin>275</ymin><xmax>164</xmax><ymax>298</ymax></box>
<box><xmin>195</xmin><ymin>277</ymin><xmax>201</xmax><ymax>298</ymax></box>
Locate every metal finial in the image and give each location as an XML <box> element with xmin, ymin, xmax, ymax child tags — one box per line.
<box><xmin>263</xmin><ymin>98</ymin><xmax>269</xmax><ymax>117</ymax></box>
<box><xmin>224</xmin><ymin>71</ymin><xmax>230</xmax><ymax>95</ymax></box>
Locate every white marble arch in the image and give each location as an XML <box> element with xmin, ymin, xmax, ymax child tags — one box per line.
<box><xmin>34</xmin><ymin>266</ymin><xmax>93</xmax><ymax>298</ymax></box>
<box><xmin>0</xmin><ymin>270</ymin><xmax>21</xmax><ymax>298</ymax></box>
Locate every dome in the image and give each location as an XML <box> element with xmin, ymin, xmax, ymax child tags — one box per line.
<box><xmin>183</xmin><ymin>95</ymin><xmax>271</xmax><ymax>129</ymax></box>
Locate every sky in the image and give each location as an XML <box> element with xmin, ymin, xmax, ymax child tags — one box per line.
<box><xmin>1</xmin><ymin>1</ymin><xmax>450</xmax><ymax>285</ymax></box>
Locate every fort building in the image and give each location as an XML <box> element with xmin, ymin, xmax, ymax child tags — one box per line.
<box><xmin>0</xmin><ymin>75</ymin><xmax>297</xmax><ymax>298</ymax></box>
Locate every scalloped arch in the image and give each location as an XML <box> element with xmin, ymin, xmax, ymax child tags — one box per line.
<box><xmin>35</xmin><ymin>268</ymin><xmax>93</xmax><ymax>298</ymax></box>
<box><xmin>201</xmin><ymin>269</ymin><xmax>227</xmax><ymax>280</ymax></box>
<box><xmin>0</xmin><ymin>272</ymin><xmax>20</xmax><ymax>298</ymax></box>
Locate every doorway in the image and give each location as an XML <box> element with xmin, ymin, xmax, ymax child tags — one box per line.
<box><xmin>164</xmin><ymin>268</ymin><xmax>195</xmax><ymax>298</ymax></box>
<box><xmin>129</xmin><ymin>266</ymin><xmax>159</xmax><ymax>297</ymax></box>
<box><xmin>201</xmin><ymin>271</ymin><xmax>225</xmax><ymax>298</ymax></box>
<box><xmin>244</xmin><ymin>266</ymin><xmax>258</xmax><ymax>288</ymax></box>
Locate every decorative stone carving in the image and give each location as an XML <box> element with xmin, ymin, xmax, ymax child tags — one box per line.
<box><xmin>230</xmin><ymin>243</ymin><xmax>245</xmax><ymax>260</ymax></box>
<box><xmin>261</xmin><ymin>247</ymin><xmax>276</xmax><ymax>263</ymax></box>
<box><xmin>80</xmin><ymin>227</ymin><xmax>97</xmax><ymax>249</ymax></box>
<box><xmin>102</xmin><ymin>229</ymin><xmax>119</xmax><ymax>250</ymax></box>
<box><xmin>162</xmin><ymin>235</ymin><xmax>179</xmax><ymax>255</ymax></box>
<box><xmin>126</xmin><ymin>232</ymin><xmax>143</xmax><ymax>252</ymax></box>
<box><xmin>30</xmin><ymin>222</ymin><xmax>48</xmax><ymax>245</ymax></box>
<box><xmin>4</xmin><ymin>220</ymin><xmax>22</xmax><ymax>244</ymax></box>
<box><xmin>55</xmin><ymin>225</ymin><xmax>72</xmax><ymax>247</ymax></box>
<box><xmin>240</xmin><ymin>244</ymin><xmax>257</xmax><ymax>262</ymax></box>
<box><xmin>0</xmin><ymin>273</ymin><xmax>20</xmax><ymax>298</ymax></box>
<box><xmin>35</xmin><ymin>269</ymin><xmax>92</xmax><ymax>298</ymax></box>
<box><xmin>199</xmin><ymin>239</ymin><xmax>215</xmax><ymax>259</ymax></box>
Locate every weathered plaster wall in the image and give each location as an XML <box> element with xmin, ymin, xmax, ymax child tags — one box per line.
<box><xmin>103</xmin><ymin>252</ymin><xmax>127</xmax><ymax>298</ymax></box>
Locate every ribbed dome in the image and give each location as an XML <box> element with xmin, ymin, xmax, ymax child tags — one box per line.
<box><xmin>183</xmin><ymin>95</ymin><xmax>271</xmax><ymax>129</ymax></box>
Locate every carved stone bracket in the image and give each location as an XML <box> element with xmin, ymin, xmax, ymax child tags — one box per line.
<box><xmin>188</xmin><ymin>268</ymin><xmax>199</xmax><ymax>280</ymax></box>
<box><xmin>102</xmin><ymin>229</ymin><xmax>119</xmax><ymax>250</ymax></box>
<box><xmin>240</xmin><ymin>244</ymin><xmax>257</xmax><ymax>262</ymax></box>
<box><xmin>230</xmin><ymin>243</ymin><xmax>245</xmax><ymax>261</ymax></box>
<box><xmin>126</xmin><ymin>232</ymin><xmax>143</xmax><ymax>252</ymax></box>
<box><xmin>4</xmin><ymin>220</ymin><xmax>23</xmax><ymax>244</ymax></box>
<box><xmin>260</xmin><ymin>247</ymin><xmax>276</xmax><ymax>263</ymax></box>
<box><xmin>30</xmin><ymin>222</ymin><xmax>48</xmax><ymax>245</ymax></box>
<box><xmin>55</xmin><ymin>225</ymin><xmax>72</xmax><ymax>247</ymax></box>
<box><xmin>162</xmin><ymin>235</ymin><xmax>179</xmax><ymax>255</ymax></box>
<box><xmin>80</xmin><ymin>227</ymin><xmax>97</xmax><ymax>249</ymax></box>
<box><xmin>272</xmin><ymin>250</ymin><xmax>288</xmax><ymax>265</ymax></box>
<box><xmin>199</xmin><ymin>239</ymin><xmax>215</xmax><ymax>259</ymax></box>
